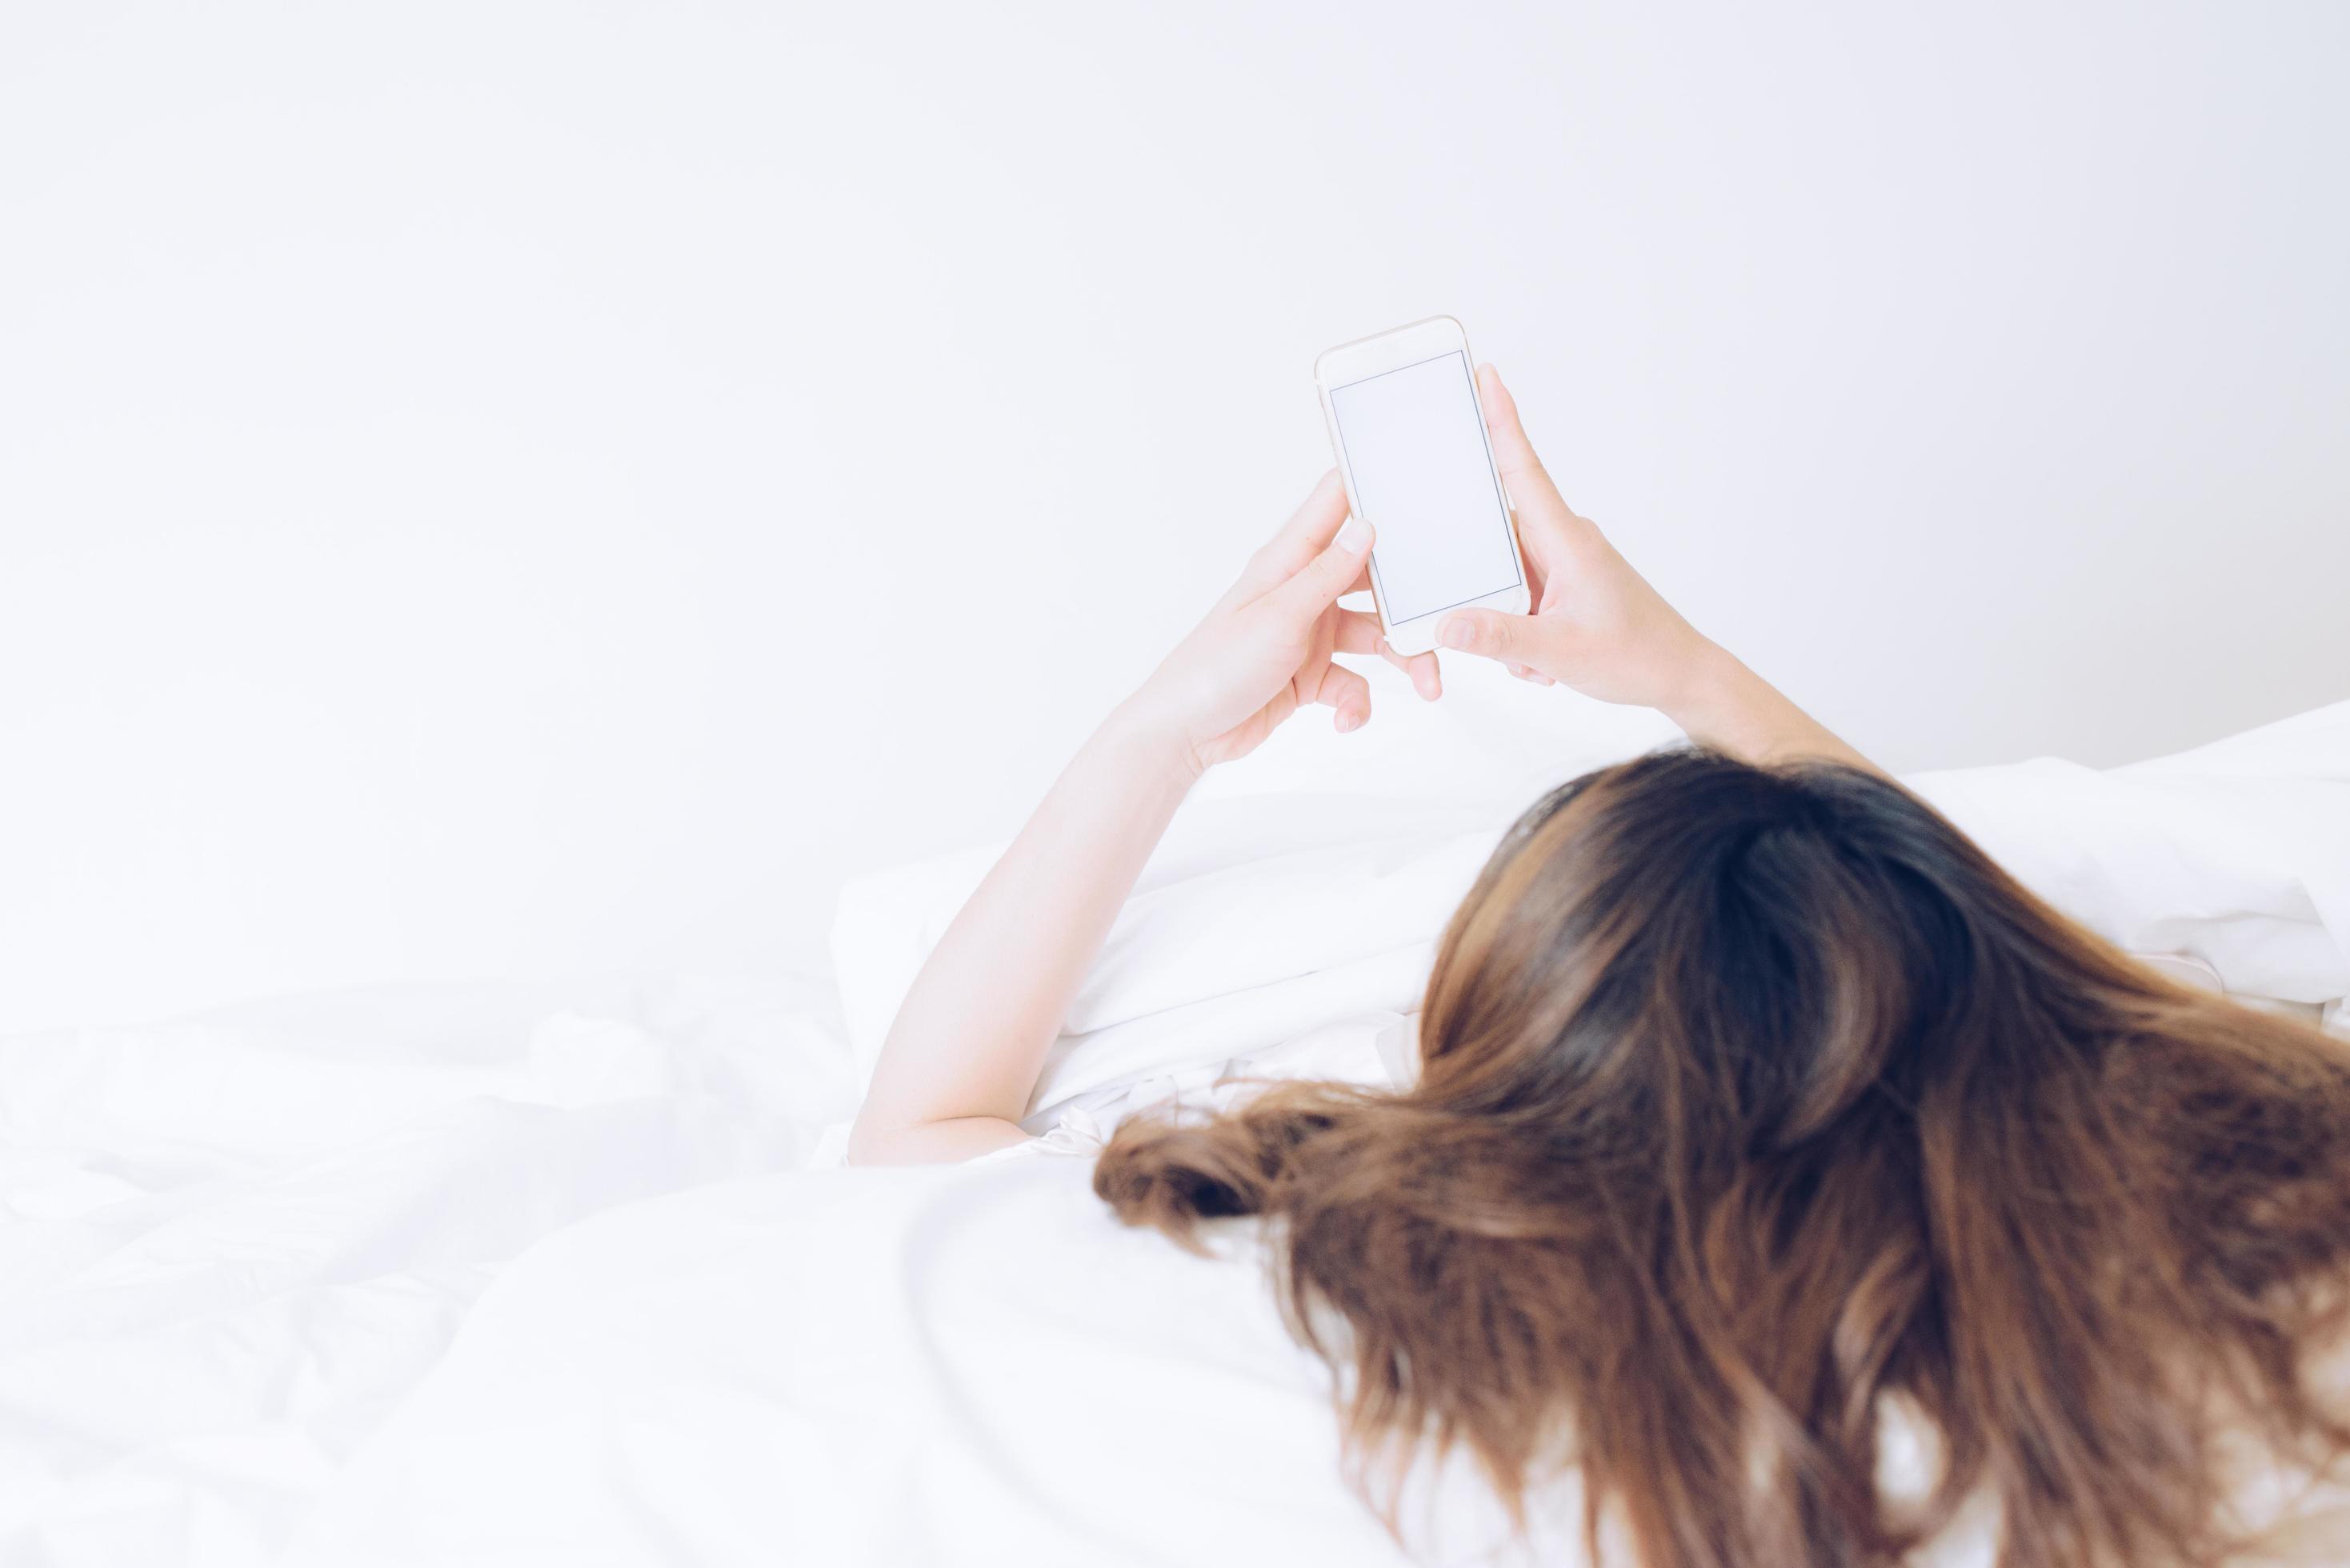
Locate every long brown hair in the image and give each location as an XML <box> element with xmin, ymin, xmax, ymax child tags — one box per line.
<box><xmin>1095</xmin><ymin>749</ymin><xmax>2350</xmax><ymax>1566</ymax></box>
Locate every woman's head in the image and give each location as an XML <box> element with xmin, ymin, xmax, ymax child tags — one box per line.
<box><xmin>1416</xmin><ymin>747</ymin><xmax>2037</xmax><ymax>1146</ymax></box>
<box><xmin>1096</xmin><ymin>750</ymin><xmax>2350</xmax><ymax>1568</ymax></box>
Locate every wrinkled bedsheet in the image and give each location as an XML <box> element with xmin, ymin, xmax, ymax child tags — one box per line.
<box><xmin>1</xmin><ymin>978</ymin><xmax>857</xmax><ymax>1565</ymax></box>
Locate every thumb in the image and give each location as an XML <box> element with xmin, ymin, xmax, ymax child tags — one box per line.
<box><xmin>1264</xmin><ymin>514</ymin><xmax>1373</xmax><ymax>620</ymax></box>
<box><xmin>1435</xmin><ymin>607</ymin><xmax>1539</xmax><ymax>666</ymax></box>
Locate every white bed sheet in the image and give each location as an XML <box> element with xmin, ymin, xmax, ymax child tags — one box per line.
<box><xmin>0</xmin><ymin>978</ymin><xmax>858</xmax><ymax>1566</ymax></box>
<box><xmin>282</xmin><ymin>1155</ymin><xmax>1582</xmax><ymax>1567</ymax></box>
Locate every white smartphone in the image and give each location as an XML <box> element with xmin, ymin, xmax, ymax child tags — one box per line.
<box><xmin>1315</xmin><ymin>316</ymin><xmax>1530</xmax><ymax>655</ymax></box>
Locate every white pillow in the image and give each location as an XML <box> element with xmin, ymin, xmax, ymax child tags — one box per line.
<box><xmin>833</xmin><ymin>698</ymin><xmax>2350</xmax><ymax>1126</ymax></box>
<box><xmin>831</xmin><ymin>795</ymin><xmax>1502</xmax><ymax>1123</ymax></box>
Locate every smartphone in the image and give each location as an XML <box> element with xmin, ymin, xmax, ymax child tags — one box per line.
<box><xmin>1315</xmin><ymin>316</ymin><xmax>1530</xmax><ymax>655</ymax></box>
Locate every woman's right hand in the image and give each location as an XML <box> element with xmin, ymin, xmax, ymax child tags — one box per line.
<box><xmin>1438</xmin><ymin>367</ymin><xmax>1874</xmax><ymax>772</ymax></box>
<box><xmin>1434</xmin><ymin>366</ymin><xmax>1719</xmax><ymax>714</ymax></box>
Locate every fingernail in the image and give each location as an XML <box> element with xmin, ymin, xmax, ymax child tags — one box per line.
<box><xmin>1337</xmin><ymin>710</ymin><xmax>1361</xmax><ymax>733</ymax></box>
<box><xmin>1335</xmin><ymin>515</ymin><xmax>1370</xmax><ymax>554</ymax></box>
<box><xmin>1436</xmin><ymin>617</ymin><xmax>1476</xmax><ymax>652</ymax></box>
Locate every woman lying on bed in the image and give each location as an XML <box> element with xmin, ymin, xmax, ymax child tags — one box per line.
<box><xmin>848</xmin><ymin>367</ymin><xmax>2350</xmax><ymax>1567</ymax></box>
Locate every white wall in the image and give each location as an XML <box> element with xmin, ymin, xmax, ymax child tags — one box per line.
<box><xmin>3</xmin><ymin>2</ymin><xmax>2345</xmax><ymax>1033</ymax></box>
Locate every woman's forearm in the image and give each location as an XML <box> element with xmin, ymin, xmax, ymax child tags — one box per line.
<box><xmin>1664</xmin><ymin>639</ymin><xmax>1878</xmax><ymax>774</ymax></box>
<box><xmin>846</xmin><ymin>702</ymin><xmax>1198</xmax><ymax>1164</ymax></box>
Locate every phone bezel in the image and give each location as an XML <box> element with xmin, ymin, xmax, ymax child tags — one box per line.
<box><xmin>1313</xmin><ymin>315</ymin><xmax>1531</xmax><ymax>656</ymax></box>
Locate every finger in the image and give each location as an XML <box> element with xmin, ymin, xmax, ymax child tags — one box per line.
<box><xmin>1237</xmin><ymin>470</ymin><xmax>1350</xmax><ymax>596</ymax></box>
<box><xmin>1508</xmin><ymin>663</ymin><xmax>1555</xmax><ymax>686</ymax></box>
<box><xmin>1475</xmin><ymin>364</ymin><xmax>1554</xmax><ymax>506</ymax></box>
<box><xmin>1333</xmin><ymin>613</ymin><xmax>1442</xmax><ymax>698</ymax></box>
<box><xmin>1383</xmin><ymin>650</ymin><xmax>1444</xmax><ymax>698</ymax></box>
<box><xmin>1263</xmin><ymin>513</ymin><xmax>1373</xmax><ymax>621</ymax></box>
<box><xmin>1331</xmin><ymin>610</ymin><xmax>1387</xmax><ymax>654</ymax></box>
<box><xmin>1306</xmin><ymin>660</ymin><xmax>1373</xmax><ymax>734</ymax></box>
<box><xmin>1435</xmin><ymin>606</ymin><xmax>1536</xmax><ymax>666</ymax></box>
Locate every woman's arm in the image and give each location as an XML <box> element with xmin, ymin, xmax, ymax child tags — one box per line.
<box><xmin>843</xmin><ymin>710</ymin><xmax>1195</xmax><ymax>1163</ymax></box>
<box><xmin>847</xmin><ymin>474</ymin><xmax>1435</xmax><ymax>1165</ymax></box>
<box><xmin>1432</xmin><ymin>365</ymin><xmax>1876</xmax><ymax>774</ymax></box>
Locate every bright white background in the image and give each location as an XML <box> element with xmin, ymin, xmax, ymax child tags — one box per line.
<box><xmin>2</xmin><ymin>2</ymin><xmax>2344</xmax><ymax>1034</ymax></box>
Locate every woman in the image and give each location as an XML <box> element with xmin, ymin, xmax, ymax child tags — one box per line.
<box><xmin>850</xmin><ymin>368</ymin><xmax>2350</xmax><ymax>1566</ymax></box>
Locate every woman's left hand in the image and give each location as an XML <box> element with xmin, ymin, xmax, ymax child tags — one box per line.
<box><xmin>853</xmin><ymin>472</ymin><xmax>1439</xmax><ymax>1163</ymax></box>
<box><xmin>1127</xmin><ymin>470</ymin><xmax>1441</xmax><ymax>777</ymax></box>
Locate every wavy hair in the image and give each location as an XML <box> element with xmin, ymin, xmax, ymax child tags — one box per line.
<box><xmin>1094</xmin><ymin>749</ymin><xmax>2350</xmax><ymax>1566</ymax></box>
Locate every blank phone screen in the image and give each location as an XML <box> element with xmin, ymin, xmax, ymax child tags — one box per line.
<box><xmin>1327</xmin><ymin>350</ymin><xmax>1521</xmax><ymax>625</ymax></box>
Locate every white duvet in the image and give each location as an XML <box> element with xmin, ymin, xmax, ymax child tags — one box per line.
<box><xmin>6</xmin><ymin>694</ymin><xmax>2348</xmax><ymax>1565</ymax></box>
